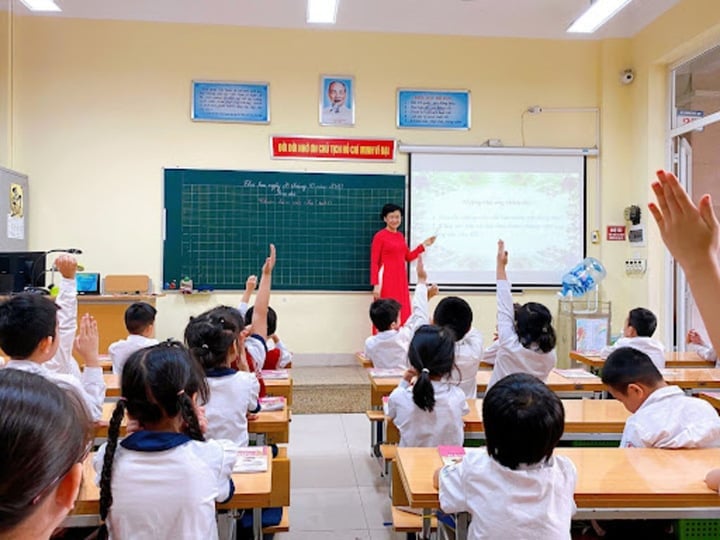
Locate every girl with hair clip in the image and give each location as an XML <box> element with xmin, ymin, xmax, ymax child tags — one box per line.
<box><xmin>185</xmin><ymin>309</ymin><xmax>261</xmax><ymax>447</ymax></box>
<box><xmin>488</xmin><ymin>240</ymin><xmax>557</xmax><ymax>390</ymax></box>
<box><xmin>0</xmin><ymin>369</ymin><xmax>92</xmax><ymax>540</ymax></box>
<box><xmin>387</xmin><ymin>324</ymin><xmax>470</xmax><ymax>447</ymax></box>
<box><xmin>94</xmin><ymin>341</ymin><xmax>237</xmax><ymax>540</ymax></box>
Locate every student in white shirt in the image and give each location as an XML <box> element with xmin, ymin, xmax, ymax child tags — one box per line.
<box><xmin>95</xmin><ymin>342</ymin><xmax>237</xmax><ymax>540</ymax></box>
<box><xmin>601</xmin><ymin>347</ymin><xmax>720</xmax><ymax>448</ymax></box>
<box><xmin>433</xmin><ymin>296</ymin><xmax>484</xmax><ymax>398</ymax></box>
<box><xmin>108</xmin><ymin>302</ymin><xmax>159</xmax><ymax>375</ymax></box>
<box><xmin>387</xmin><ymin>324</ymin><xmax>469</xmax><ymax>447</ymax></box>
<box><xmin>0</xmin><ymin>368</ymin><xmax>93</xmax><ymax>540</ymax></box>
<box><xmin>435</xmin><ymin>372</ymin><xmax>576</xmax><ymax>540</ymax></box>
<box><xmin>600</xmin><ymin>307</ymin><xmax>665</xmax><ymax>370</ymax></box>
<box><xmin>185</xmin><ymin>310</ymin><xmax>260</xmax><ymax>447</ymax></box>
<box><xmin>687</xmin><ymin>329</ymin><xmax>719</xmax><ymax>366</ymax></box>
<box><xmin>364</xmin><ymin>256</ymin><xmax>435</xmax><ymax>369</ymax></box>
<box><xmin>0</xmin><ymin>274</ymin><xmax>106</xmax><ymax>421</ymax></box>
<box><xmin>488</xmin><ymin>240</ymin><xmax>557</xmax><ymax>390</ymax></box>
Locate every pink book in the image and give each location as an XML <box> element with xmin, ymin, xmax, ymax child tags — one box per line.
<box><xmin>233</xmin><ymin>446</ymin><xmax>268</xmax><ymax>473</ymax></box>
<box><xmin>259</xmin><ymin>396</ymin><xmax>286</xmax><ymax>411</ymax></box>
<box><xmin>438</xmin><ymin>445</ymin><xmax>465</xmax><ymax>466</ymax></box>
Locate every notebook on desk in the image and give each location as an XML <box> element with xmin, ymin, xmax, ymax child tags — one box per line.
<box><xmin>76</xmin><ymin>272</ymin><xmax>101</xmax><ymax>295</ymax></box>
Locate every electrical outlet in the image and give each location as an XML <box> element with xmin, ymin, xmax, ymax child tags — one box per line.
<box><xmin>625</xmin><ymin>258</ymin><xmax>647</xmax><ymax>275</ymax></box>
<box><xmin>591</xmin><ymin>230</ymin><xmax>600</xmax><ymax>244</ymax></box>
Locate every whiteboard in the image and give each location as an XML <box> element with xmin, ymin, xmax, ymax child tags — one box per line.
<box><xmin>408</xmin><ymin>152</ymin><xmax>585</xmax><ymax>288</ymax></box>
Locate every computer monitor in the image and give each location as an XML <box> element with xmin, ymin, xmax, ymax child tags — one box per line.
<box><xmin>0</xmin><ymin>251</ymin><xmax>46</xmax><ymax>293</ymax></box>
<box><xmin>76</xmin><ymin>272</ymin><xmax>101</xmax><ymax>295</ymax></box>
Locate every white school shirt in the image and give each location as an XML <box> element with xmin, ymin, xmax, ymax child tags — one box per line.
<box><xmin>483</xmin><ymin>341</ymin><xmax>499</xmax><ymax>366</ymax></box>
<box><xmin>488</xmin><ymin>280</ymin><xmax>556</xmax><ymax>389</ymax></box>
<box><xmin>364</xmin><ymin>283</ymin><xmax>428</xmax><ymax>369</ymax></box>
<box><xmin>94</xmin><ymin>432</ymin><xmax>237</xmax><ymax>540</ymax></box>
<box><xmin>44</xmin><ymin>277</ymin><xmax>80</xmax><ymax>377</ymax></box>
<box><xmin>439</xmin><ymin>449</ymin><xmax>577</xmax><ymax>540</ymax></box>
<box><xmin>445</xmin><ymin>328</ymin><xmax>484</xmax><ymax>399</ymax></box>
<box><xmin>204</xmin><ymin>368</ymin><xmax>261</xmax><ymax>447</ymax></box>
<box><xmin>387</xmin><ymin>379</ymin><xmax>469</xmax><ymax>447</ymax></box>
<box><xmin>688</xmin><ymin>343</ymin><xmax>719</xmax><ymax>366</ymax></box>
<box><xmin>600</xmin><ymin>336</ymin><xmax>666</xmax><ymax>370</ymax></box>
<box><xmin>620</xmin><ymin>385</ymin><xmax>720</xmax><ymax>448</ymax></box>
<box><xmin>109</xmin><ymin>334</ymin><xmax>159</xmax><ymax>375</ymax></box>
<box><xmin>5</xmin><ymin>359</ymin><xmax>105</xmax><ymax>420</ymax></box>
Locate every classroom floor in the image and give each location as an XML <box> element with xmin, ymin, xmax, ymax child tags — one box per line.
<box><xmin>278</xmin><ymin>413</ymin><xmax>402</xmax><ymax>539</ymax></box>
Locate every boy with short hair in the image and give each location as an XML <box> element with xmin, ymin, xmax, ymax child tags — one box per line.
<box><xmin>364</xmin><ymin>257</ymin><xmax>436</xmax><ymax>369</ymax></box>
<box><xmin>600</xmin><ymin>307</ymin><xmax>665</xmax><ymax>370</ymax></box>
<box><xmin>433</xmin><ymin>296</ymin><xmax>483</xmax><ymax>398</ymax></box>
<box><xmin>0</xmin><ymin>284</ymin><xmax>106</xmax><ymax>421</ymax></box>
<box><xmin>602</xmin><ymin>347</ymin><xmax>720</xmax><ymax>448</ymax></box>
<box><xmin>108</xmin><ymin>301</ymin><xmax>158</xmax><ymax>375</ymax></box>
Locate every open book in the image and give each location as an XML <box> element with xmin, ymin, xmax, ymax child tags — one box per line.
<box><xmin>233</xmin><ymin>447</ymin><xmax>268</xmax><ymax>473</ymax></box>
<box><xmin>259</xmin><ymin>396</ymin><xmax>286</xmax><ymax>412</ymax></box>
<box><xmin>553</xmin><ymin>368</ymin><xmax>598</xmax><ymax>379</ymax></box>
<box><xmin>261</xmin><ymin>369</ymin><xmax>289</xmax><ymax>380</ymax></box>
<box><xmin>438</xmin><ymin>445</ymin><xmax>465</xmax><ymax>466</ymax></box>
<box><xmin>368</xmin><ymin>368</ymin><xmax>405</xmax><ymax>378</ymax></box>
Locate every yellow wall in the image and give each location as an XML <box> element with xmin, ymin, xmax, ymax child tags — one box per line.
<box><xmin>4</xmin><ymin>4</ymin><xmax>719</xmax><ymax>358</ymax></box>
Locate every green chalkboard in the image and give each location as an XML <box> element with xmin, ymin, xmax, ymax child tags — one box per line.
<box><xmin>163</xmin><ymin>169</ymin><xmax>406</xmax><ymax>291</ymax></box>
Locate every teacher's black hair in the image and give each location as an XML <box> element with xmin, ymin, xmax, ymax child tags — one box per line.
<box><xmin>380</xmin><ymin>203</ymin><xmax>403</xmax><ymax>219</ymax></box>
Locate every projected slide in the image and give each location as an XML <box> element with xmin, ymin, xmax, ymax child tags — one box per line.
<box><xmin>409</xmin><ymin>153</ymin><xmax>585</xmax><ymax>286</ymax></box>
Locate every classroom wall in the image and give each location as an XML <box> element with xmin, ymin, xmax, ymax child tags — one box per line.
<box><xmin>5</xmin><ymin>5</ymin><xmax>718</xmax><ymax>359</ymax></box>
<box><xmin>0</xmin><ymin>2</ymin><xmax>10</xmax><ymax>167</ymax></box>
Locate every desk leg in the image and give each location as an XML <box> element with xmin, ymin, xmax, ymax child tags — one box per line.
<box><xmin>421</xmin><ymin>507</ymin><xmax>432</xmax><ymax>539</ymax></box>
<box><xmin>253</xmin><ymin>508</ymin><xmax>262</xmax><ymax>540</ymax></box>
<box><xmin>456</xmin><ymin>512</ymin><xmax>469</xmax><ymax>540</ymax></box>
<box><xmin>217</xmin><ymin>511</ymin><xmax>237</xmax><ymax>540</ymax></box>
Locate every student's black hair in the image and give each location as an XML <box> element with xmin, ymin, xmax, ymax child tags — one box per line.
<box><xmin>99</xmin><ymin>341</ymin><xmax>207</xmax><ymax>538</ymax></box>
<box><xmin>184</xmin><ymin>309</ymin><xmax>242</xmax><ymax>371</ymax></box>
<box><xmin>124</xmin><ymin>302</ymin><xmax>157</xmax><ymax>334</ymax></box>
<box><xmin>600</xmin><ymin>347</ymin><xmax>663</xmax><ymax>394</ymax></box>
<box><xmin>0</xmin><ymin>293</ymin><xmax>59</xmax><ymax>359</ymax></box>
<box><xmin>483</xmin><ymin>373</ymin><xmax>564</xmax><ymax>470</ymax></box>
<box><xmin>433</xmin><ymin>296</ymin><xmax>473</xmax><ymax>341</ymax></box>
<box><xmin>0</xmin><ymin>369</ymin><xmax>92</xmax><ymax>533</ymax></box>
<box><xmin>369</xmin><ymin>298</ymin><xmax>401</xmax><ymax>331</ymax></box>
<box><xmin>380</xmin><ymin>203</ymin><xmax>403</xmax><ymax>219</ymax></box>
<box><xmin>408</xmin><ymin>325</ymin><xmax>456</xmax><ymax>412</ymax></box>
<box><xmin>244</xmin><ymin>305</ymin><xmax>277</xmax><ymax>336</ymax></box>
<box><xmin>515</xmin><ymin>302</ymin><xmax>556</xmax><ymax>353</ymax></box>
<box><xmin>627</xmin><ymin>307</ymin><xmax>657</xmax><ymax>337</ymax></box>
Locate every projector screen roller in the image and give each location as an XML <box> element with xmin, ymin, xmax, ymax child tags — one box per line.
<box><xmin>408</xmin><ymin>152</ymin><xmax>586</xmax><ymax>287</ymax></box>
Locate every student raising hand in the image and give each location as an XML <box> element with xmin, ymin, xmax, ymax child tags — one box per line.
<box><xmin>496</xmin><ymin>239</ymin><xmax>508</xmax><ymax>280</ymax></box>
<box><xmin>73</xmin><ymin>314</ymin><xmax>100</xmax><ymax>368</ymax></box>
<box><xmin>54</xmin><ymin>254</ymin><xmax>78</xmax><ymax>279</ymax></box>
<box><xmin>649</xmin><ymin>170</ymin><xmax>720</xmax><ymax>271</ymax></box>
<box><xmin>262</xmin><ymin>244</ymin><xmax>276</xmax><ymax>275</ymax></box>
<box><xmin>416</xmin><ymin>255</ymin><xmax>427</xmax><ymax>283</ymax></box>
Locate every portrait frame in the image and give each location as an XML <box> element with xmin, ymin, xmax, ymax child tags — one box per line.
<box><xmin>319</xmin><ymin>75</ymin><xmax>355</xmax><ymax>127</ymax></box>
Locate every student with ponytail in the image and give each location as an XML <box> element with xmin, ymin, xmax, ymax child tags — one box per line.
<box><xmin>0</xmin><ymin>369</ymin><xmax>92</xmax><ymax>540</ymax></box>
<box><xmin>94</xmin><ymin>342</ymin><xmax>237</xmax><ymax>540</ymax></box>
<box><xmin>387</xmin><ymin>324</ymin><xmax>469</xmax><ymax>447</ymax></box>
<box><xmin>488</xmin><ymin>240</ymin><xmax>557</xmax><ymax>390</ymax></box>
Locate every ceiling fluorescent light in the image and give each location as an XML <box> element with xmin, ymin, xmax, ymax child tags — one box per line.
<box><xmin>567</xmin><ymin>0</ymin><xmax>632</xmax><ymax>34</ymax></box>
<box><xmin>19</xmin><ymin>0</ymin><xmax>61</xmax><ymax>12</ymax></box>
<box><xmin>307</xmin><ymin>0</ymin><xmax>338</xmax><ymax>24</ymax></box>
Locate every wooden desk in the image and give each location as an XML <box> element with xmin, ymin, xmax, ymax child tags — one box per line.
<box><xmin>368</xmin><ymin>369</ymin><xmax>605</xmax><ymax>408</ymax></box>
<box><xmin>356</xmin><ymin>351</ymin><xmax>373</xmax><ymax>368</ymax></box>
<box><xmin>69</xmin><ymin>451</ymin><xmax>272</xmax><ymax>540</ymax></box>
<box><xmin>263</xmin><ymin>373</ymin><xmax>293</xmax><ymax>406</ymax></box>
<box><xmin>95</xmin><ymin>401</ymin><xmax>291</xmax><ymax>444</ymax></box>
<box><xmin>77</xmin><ymin>295</ymin><xmax>159</xmax><ymax>354</ymax></box>
<box><xmin>571</xmin><ymin>350</ymin><xmax>714</xmax><ymax>369</ymax></box>
<box><xmin>385</xmin><ymin>398</ymin><xmax>629</xmax><ymax>444</ymax></box>
<box><xmin>662</xmin><ymin>368</ymin><xmax>720</xmax><ymax>392</ymax></box>
<box><xmin>104</xmin><ymin>373</ymin><xmax>119</xmax><ymax>397</ymax></box>
<box><xmin>395</xmin><ymin>446</ymin><xmax>720</xmax><ymax>539</ymax></box>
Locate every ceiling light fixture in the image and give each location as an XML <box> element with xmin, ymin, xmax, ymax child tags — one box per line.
<box><xmin>19</xmin><ymin>0</ymin><xmax>61</xmax><ymax>12</ymax></box>
<box><xmin>307</xmin><ymin>0</ymin><xmax>339</xmax><ymax>24</ymax></box>
<box><xmin>567</xmin><ymin>0</ymin><xmax>632</xmax><ymax>34</ymax></box>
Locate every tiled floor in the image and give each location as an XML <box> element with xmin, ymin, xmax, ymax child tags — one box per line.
<box><xmin>276</xmin><ymin>413</ymin><xmax>404</xmax><ymax>540</ymax></box>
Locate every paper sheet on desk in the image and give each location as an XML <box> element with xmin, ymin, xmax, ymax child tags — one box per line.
<box><xmin>553</xmin><ymin>368</ymin><xmax>599</xmax><ymax>379</ymax></box>
<box><xmin>233</xmin><ymin>447</ymin><xmax>268</xmax><ymax>473</ymax></box>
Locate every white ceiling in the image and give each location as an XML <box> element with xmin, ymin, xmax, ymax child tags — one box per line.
<box><xmin>9</xmin><ymin>0</ymin><xmax>682</xmax><ymax>40</ymax></box>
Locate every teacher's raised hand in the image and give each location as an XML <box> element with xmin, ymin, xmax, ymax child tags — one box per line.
<box><xmin>423</xmin><ymin>235</ymin><xmax>437</xmax><ymax>247</ymax></box>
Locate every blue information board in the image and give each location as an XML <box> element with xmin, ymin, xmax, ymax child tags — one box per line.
<box><xmin>397</xmin><ymin>89</ymin><xmax>471</xmax><ymax>130</ymax></box>
<box><xmin>192</xmin><ymin>81</ymin><xmax>270</xmax><ymax>123</ymax></box>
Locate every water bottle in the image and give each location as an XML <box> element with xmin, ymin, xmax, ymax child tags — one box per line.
<box><xmin>560</xmin><ymin>257</ymin><xmax>606</xmax><ymax>297</ymax></box>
